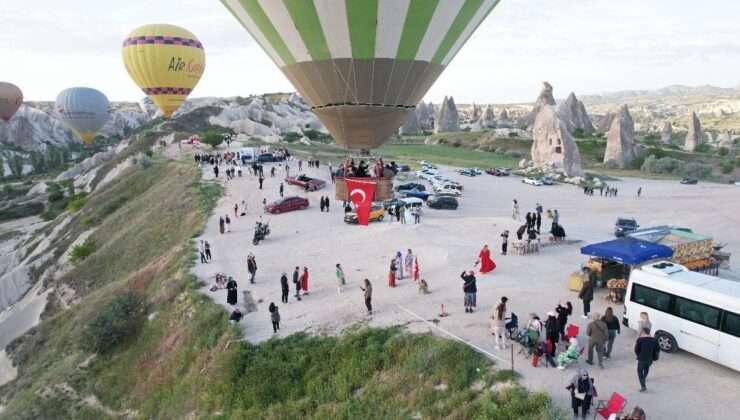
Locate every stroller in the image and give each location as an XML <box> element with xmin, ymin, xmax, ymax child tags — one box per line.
<box><xmin>252</xmin><ymin>221</ymin><xmax>271</xmax><ymax>245</ymax></box>
<box><xmin>504</xmin><ymin>313</ymin><xmax>519</xmax><ymax>339</ymax></box>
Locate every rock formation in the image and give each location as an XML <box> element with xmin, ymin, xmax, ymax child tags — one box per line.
<box><xmin>416</xmin><ymin>102</ymin><xmax>434</xmax><ymax>131</ymax></box>
<box><xmin>530</xmin><ymin>105</ymin><xmax>583</xmax><ymax>176</ymax></box>
<box><xmin>661</xmin><ymin>121</ymin><xmax>673</xmax><ymax>144</ymax></box>
<box><xmin>497</xmin><ymin>109</ymin><xmax>510</xmax><ymax>126</ymax></box>
<box><xmin>399</xmin><ymin>107</ymin><xmax>421</xmax><ymax>135</ymax></box>
<box><xmin>434</xmin><ymin>96</ymin><xmax>460</xmax><ymax>133</ymax></box>
<box><xmin>603</xmin><ymin>105</ymin><xmax>636</xmax><ymax>168</ymax></box>
<box><xmin>526</xmin><ymin>81</ymin><xmax>556</xmax><ymax>125</ymax></box>
<box><xmin>470</xmin><ymin>119</ymin><xmax>483</xmax><ymax>132</ymax></box>
<box><xmin>684</xmin><ymin>111</ymin><xmax>702</xmax><ymax>151</ymax></box>
<box><xmin>481</xmin><ymin>105</ymin><xmax>495</xmax><ymax>127</ymax></box>
<box><xmin>470</xmin><ymin>103</ymin><xmax>480</xmax><ymax>122</ymax></box>
<box><xmin>719</xmin><ymin>130</ymin><xmax>733</xmax><ymax>148</ymax></box>
<box><xmin>561</xmin><ymin>92</ymin><xmax>594</xmax><ymax>132</ymax></box>
<box><xmin>597</xmin><ymin>112</ymin><xmax>615</xmax><ymax>133</ymax></box>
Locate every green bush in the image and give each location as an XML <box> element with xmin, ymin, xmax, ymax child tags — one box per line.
<box><xmin>718</xmin><ymin>147</ymin><xmax>730</xmax><ymax>157</ymax></box>
<box><xmin>505</xmin><ymin>150</ymin><xmax>523</xmax><ymax>158</ymax></box>
<box><xmin>144</xmin><ymin>149</ymin><xmax>153</xmax><ymax>158</ymax></box>
<box><xmin>508</xmin><ymin>131</ymin><xmax>519</xmax><ymax>138</ymax></box>
<box><xmin>303</xmin><ymin>129</ymin><xmax>321</xmax><ymax>140</ymax></box>
<box><xmin>81</xmin><ymin>215</ymin><xmax>94</xmax><ymax>226</ymax></box>
<box><xmin>201</xmin><ymin>131</ymin><xmax>225</xmax><ymax>148</ymax></box>
<box><xmin>572</xmin><ymin>128</ymin><xmax>586</xmax><ymax>139</ymax></box>
<box><xmin>69</xmin><ymin>238</ymin><xmax>97</xmax><ymax>265</ymax></box>
<box><xmin>0</xmin><ymin>202</ymin><xmax>45</xmax><ymax>222</ymax></box>
<box><xmin>640</xmin><ymin>155</ymin><xmax>657</xmax><ymax>173</ymax></box>
<box><xmin>720</xmin><ymin>159</ymin><xmax>736</xmax><ymax>174</ymax></box>
<box><xmin>100</xmin><ymin>195</ymin><xmax>128</xmax><ymax>216</ymax></box>
<box><xmin>138</xmin><ymin>156</ymin><xmax>152</xmax><ymax>169</ymax></box>
<box><xmin>283</xmin><ymin>132</ymin><xmax>302</xmax><ymax>142</ymax></box>
<box><xmin>66</xmin><ymin>194</ymin><xmax>87</xmax><ymax>212</ymax></box>
<box><xmin>694</xmin><ymin>143</ymin><xmax>712</xmax><ymax>153</ymax></box>
<box><xmin>629</xmin><ymin>155</ymin><xmax>646</xmax><ymax>170</ymax></box>
<box><xmin>680</xmin><ymin>162</ymin><xmax>714</xmax><ymax>179</ymax></box>
<box><xmin>654</xmin><ymin>157</ymin><xmax>683</xmax><ymax>173</ymax></box>
<box><xmin>603</xmin><ymin>160</ymin><xmax>620</xmax><ymax>169</ymax></box>
<box><xmin>494</xmin><ymin>147</ymin><xmax>507</xmax><ymax>154</ymax></box>
<box><xmin>79</xmin><ymin>291</ymin><xmax>147</xmax><ymax>353</ymax></box>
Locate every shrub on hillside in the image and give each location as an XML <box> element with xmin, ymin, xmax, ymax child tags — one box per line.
<box><xmin>283</xmin><ymin>132</ymin><xmax>302</xmax><ymax>142</ymax></box>
<box><xmin>640</xmin><ymin>155</ymin><xmax>657</xmax><ymax>173</ymax></box>
<box><xmin>508</xmin><ymin>131</ymin><xmax>519</xmax><ymax>138</ymax></box>
<box><xmin>572</xmin><ymin>128</ymin><xmax>586</xmax><ymax>139</ymax></box>
<box><xmin>717</xmin><ymin>147</ymin><xmax>730</xmax><ymax>157</ymax></box>
<box><xmin>201</xmin><ymin>131</ymin><xmax>225</xmax><ymax>148</ymax></box>
<box><xmin>719</xmin><ymin>159</ymin><xmax>736</xmax><ymax>174</ymax></box>
<box><xmin>69</xmin><ymin>239</ymin><xmax>97</xmax><ymax>265</ymax></box>
<box><xmin>505</xmin><ymin>150</ymin><xmax>523</xmax><ymax>158</ymax></box>
<box><xmin>603</xmin><ymin>160</ymin><xmax>620</xmax><ymax>170</ymax></box>
<box><xmin>679</xmin><ymin>162</ymin><xmax>713</xmax><ymax>179</ymax></box>
<box><xmin>694</xmin><ymin>143</ymin><xmax>712</xmax><ymax>153</ymax></box>
<box><xmin>494</xmin><ymin>147</ymin><xmax>507</xmax><ymax>154</ymax></box>
<box><xmin>66</xmin><ymin>194</ymin><xmax>87</xmax><ymax>212</ymax></box>
<box><xmin>654</xmin><ymin>157</ymin><xmax>683</xmax><ymax>173</ymax></box>
<box><xmin>80</xmin><ymin>291</ymin><xmax>147</xmax><ymax>353</ymax></box>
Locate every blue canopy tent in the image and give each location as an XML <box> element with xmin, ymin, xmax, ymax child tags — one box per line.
<box><xmin>580</xmin><ymin>238</ymin><xmax>674</xmax><ymax>265</ymax></box>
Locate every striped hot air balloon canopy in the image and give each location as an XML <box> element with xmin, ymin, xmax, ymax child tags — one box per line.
<box><xmin>221</xmin><ymin>0</ymin><xmax>501</xmax><ymax>151</ymax></box>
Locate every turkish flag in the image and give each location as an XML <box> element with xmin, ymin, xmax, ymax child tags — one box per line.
<box><xmin>346</xmin><ymin>178</ymin><xmax>376</xmax><ymax>226</ymax></box>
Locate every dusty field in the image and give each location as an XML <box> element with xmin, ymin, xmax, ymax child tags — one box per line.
<box><xmin>192</xmin><ymin>142</ymin><xmax>740</xmax><ymax>419</ymax></box>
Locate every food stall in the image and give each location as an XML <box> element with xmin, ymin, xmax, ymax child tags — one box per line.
<box><xmin>627</xmin><ymin>227</ymin><xmax>720</xmax><ymax>276</ymax></box>
<box><xmin>576</xmin><ymin>238</ymin><xmax>674</xmax><ymax>302</ymax></box>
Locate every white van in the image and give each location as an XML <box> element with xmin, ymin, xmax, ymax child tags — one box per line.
<box><xmin>624</xmin><ymin>261</ymin><xmax>740</xmax><ymax>371</ymax></box>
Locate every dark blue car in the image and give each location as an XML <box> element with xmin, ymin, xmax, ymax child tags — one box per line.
<box><xmin>400</xmin><ymin>189</ymin><xmax>433</xmax><ymax>199</ymax></box>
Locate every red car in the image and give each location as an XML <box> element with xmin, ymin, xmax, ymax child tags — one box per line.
<box><xmin>265</xmin><ymin>196</ymin><xmax>309</xmax><ymax>214</ymax></box>
<box><xmin>285</xmin><ymin>174</ymin><xmax>326</xmax><ymax>191</ymax></box>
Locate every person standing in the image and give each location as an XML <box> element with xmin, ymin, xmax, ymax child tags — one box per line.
<box><xmin>279</xmin><ymin>182</ymin><xmax>284</xmax><ymax>197</ymax></box>
<box><xmin>404</xmin><ymin>249</ymin><xmax>415</xmax><ymax>278</ymax></box>
<box><xmin>269</xmin><ymin>302</ymin><xmax>280</xmax><ymax>333</ymax></box>
<box><xmin>388</xmin><ymin>259</ymin><xmax>397</xmax><ymax>288</ymax></box>
<box><xmin>556</xmin><ymin>301</ymin><xmax>573</xmax><ymax>341</ymax></box>
<box><xmin>292</xmin><ymin>266</ymin><xmax>302</xmax><ymax>301</ymax></box>
<box><xmin>298</xmin><ymin>159</ymin><xmax>302</xmax><ymax>171</ymax></box>
<box><xmin>199</xmin><ymin>240</ymin><xmax>207</xmax><ymax>263</ymax></box>
<box><xmin>461</xmin><ymin>270</ymin><xmax>477</xmax><ymax>313</ymax></box>
<box><xmin>225</xmin><ymin>215</ymin><xmax>231</xmax><ymax>232</ymax></box>
<box><xmin>413</xmin><ymin>206</ymin><xmax>421</xmax><ymax>224</ymax></box>
<box><xmin>535</xmin><ymin>211</ymin><xmax>542</xmax><ymax>234</ymax></box>
<box><xmin>226</xmin><ymin>277</ymin><xmax>238</xmax><ymax>306</ymax></box>
<box><xmin>566</xmin><ymin>368</ymin><xmax>594</xmax><ymax>418</ymax></box>
<box><xmin>545</xmin><ymin>311</ymin><xmax>560</xmax><ymax>357</ymax></box>
<box><xmin>259</xmin><ymin>174</ymin><xmax>264</xmax><ymax>190</ymax></box>
<box><xmin>395</xmin><ymin>251</ymin><xmax>404</xmax><ymax>280</ymax></box>
<box><xmin>490</xmin><ymin>297</ymin><xmax>508</xmax><ymax>350</ymax></box>
<box><xmin>602</xmin><ymin>307</ymin><xmax>621</xmax><ymax>358</ymax></box>
<box><xmin>280</xmin><ymin>272</ymin><xmax>289</xmax><ymax>304</ymax></box>
<box><xmin>552</xmin><ymin>209</ymin><xmax>560</xmax><ymax>228</ymax></box>
<box><xmin>204</xmin><ymin>241</ymin><xmax>212</xmax><ymax>261</ymax></box>
<box><xmin>319</xmin><ymin>196</ymin><xmax>325</xmax><ymax>212</ymax></box>
<box><xmin>477</xmin><ymin>245</ymin><xmax>496</xmax><ymax>274</ymax></box>
<box><xmin>247</xmin><ymin>253</ymin><xmax>257</xmax><ymax>284</ymax></box>
<box><xmin>300</xmin><ymin>267</ymin><xmax>309</xmax><ymax>295</ymax></box>
<box><xmin>637</xmin><ymin>187</ymin><xmax>642</xmax><ymax>197</ymax></box>
<box><xmin>501</xmin><ymin>230</ymin><xmax>509</xmax><ymax>255</ymax></box>
<box><xmin>325</xmin><ymin>197</ymin><xmax>329</xmax><ymax>212</ymax></box>
<box><xmin>234</xmin><ymin>203</ymin><xmax>238</xmax><ymax>217</ymax></box>
<box><xmin>586</xmin><ymin>312</ymin><xmax>608</xmax><ymax>369</ymax></box>
<box><xmin>635</xmin><ymin>327</ymin><xmax>659</xmax><ymax>392</ymax></box>
<box><xmin>578</xmin><ymin>268</ymin><xmax>594</xmax><ymax>318</ymax></box>
<box><xmin>214</xmin><ymin>165</ymin><xmax>219</xmax><ymax>178</ymax></box>
<box><xmin>399</xmin><ymin>205</ymin><xmax>406</xmax><ymax>225</ymax></box>
<box><xmin>335</xmin><ymin>263</ymin><xmax>346</xmax><ymax>294</ymax></box>
<box><xmin>512</xmin><ymin>199</ymin><xmax>520</xmax><ymax>220</ymax></box>
<box><xmin>360</xmin><ymin>279</ymin><xmax>373</xmax><ymax>315</ymax></box>
<box><xmin>525</xmin><ymin>212</ymin><xmax>532</xmax><ymax>230</ymax></box>
<box><xmin>219</xmin><ymin>216</ymin><xmax>225</xmax><ymax>234</ymax></box>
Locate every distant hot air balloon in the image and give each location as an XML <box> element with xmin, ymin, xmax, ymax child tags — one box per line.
<box><xmin>0</xmin><ymin>82</ymin><xmax>23</xmax><ymax>122</ymax></box>
<box><xmin>55</xmin><ymin>87</ymin><xmax>111</xmax><ymax>146</ymax></box>
<box><xmin>220</xmin><ymin>0</ymin><xmax>501</xmax><ymax>151</ymax></box>
<box><xmin>122</xmin><ymin>24</ymin><xmax>206</xmax><ymax>118</ymax></box>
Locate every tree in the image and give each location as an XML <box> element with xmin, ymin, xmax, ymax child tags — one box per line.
<box><xmin>9</xmin><ymin>155</ymin><xmax>24</xmax><ymax>178</ymax></box>
<box><xmin>201</xmin><ymin>131</ymin><xmax>225</xmax><ymax>148</ymax></box>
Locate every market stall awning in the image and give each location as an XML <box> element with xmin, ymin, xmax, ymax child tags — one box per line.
<box><xmin>580</xmin><ymin>238</ymin><xmax>674</xmax><ymax>265</ymax></box>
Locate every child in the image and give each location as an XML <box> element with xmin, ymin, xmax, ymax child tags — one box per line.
<box><xmin>418</xmin><ymin>279</ymin><xmax>430</xmax><ymax>294</ymax></box>
<box><xmin>269</xmin><ymin>302</ymin><xmax>280</xmax><ymax>333</ymax></box>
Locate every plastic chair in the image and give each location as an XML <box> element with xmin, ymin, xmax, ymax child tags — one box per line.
<box><xmin>593</xmin><ymin>392</ymin><xmax>627</xmax><ymax>419</ymax></box>
<box><xmin>565</xmin><ymin>324</ymin><xmax>580</xmax><ymax>340</ymax></box>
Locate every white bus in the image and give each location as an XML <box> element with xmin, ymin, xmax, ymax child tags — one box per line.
<box><xmin>623</xmin><ymin>261</ymin><xmax>740</xmax><ymax>372</ymax></box>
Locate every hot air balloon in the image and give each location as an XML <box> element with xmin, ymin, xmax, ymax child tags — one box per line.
<box><xmin>220</xmin><ymin>0</ymin><xmax>500</xmax><ymax>151</ymax></box>
<box><xmin>0</xmin><ymin>82</ymin><xmax>23</xmax><ymax>122</ymax></box>
<box><xmin>122</xmin><ymin>24</ymin><xmax>206</xmax><ymax>118</ymax></box>
<box><xmin>55</xmin><ymin>87</ymin><xmax>111</xmax><ymax>146</ymax></box>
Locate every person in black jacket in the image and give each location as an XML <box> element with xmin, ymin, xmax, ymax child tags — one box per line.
<box><xmin>544</xmin><ymin>311</ymin><xmax>560</xmax><ymax>357</ymax></box>
<box><xmin>226</xmin><ymin>277</ymin><xmax>238</xmax><ymax>306</ymax></box>
<box><xmin>516</xmin><ymin>224</ymin><xmax>527</xmax><ymax>240</ymax></box>
<box><xmin>578</xmin><ymin>268</ymin><xmax>594</xmax><ymax>318</ymax></box>
<box><xmin>556</xmin><ymin>301</ymin><xmax>573</xmax><ymax>341</ymax></box>
<box><xmin>280</xmin><ymin>272</ymin><xmax>289</xmax><ymax>303</ymax></box>
<box><xmin>602</xmin><ymin>307</ymin><xmax>621</xmax><ymax>358</ymax></box>
<box><xmin>635</xmin><ymin>327</ymin><xmax>659</xmax><ymax>392</ymax></box>
<box><xmin>292</xmin><ymin>266</ymin><xmax>302</xmax><ymax>301</ymax></box>
<box><xmin>461</xmin><ymin>270</ymin><xmax>477</xmax><ymax>313</ymax></box>
<box><xmin>247</xmin><ymin>253</ymin><xmax>257</xmax><ymax>284</ymax></box>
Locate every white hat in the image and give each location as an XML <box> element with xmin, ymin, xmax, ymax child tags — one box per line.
<box><xmin>547</xmin><ymin>311</ymin><xmax>556</xmax><ymax>317</ymax></box>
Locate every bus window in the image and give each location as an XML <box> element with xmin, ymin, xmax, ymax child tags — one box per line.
<box><xmin>673</xmin><ymin>297</ymin><xmax>721</xmax><ymax>329</ymax></box>
<box><xmin>721</xmin><ymin>312</ymin><xmax>740</xmax><ymax>338</ymax></box>
<box><xmin>632</xmin><ymin>284</ymin><xmax>671</xmax><ymax>311</ymax></box>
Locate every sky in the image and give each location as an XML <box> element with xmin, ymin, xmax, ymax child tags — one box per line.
<box><xmin>3</xmin><ymin>0</ymin><xmax>739</xmax><ymax>104</ymax></box>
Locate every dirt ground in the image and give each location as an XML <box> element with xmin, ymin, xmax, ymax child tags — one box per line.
<box><xmin>191</xmin><ymin>142</ymin><xmax>740</xmax><ymax>420</ymax></box>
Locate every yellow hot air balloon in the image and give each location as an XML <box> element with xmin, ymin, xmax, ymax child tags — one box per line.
<box><xmin>122</xmin><ymin>24</ymin><xmax>205</xmax><ymax>118</ymax></box>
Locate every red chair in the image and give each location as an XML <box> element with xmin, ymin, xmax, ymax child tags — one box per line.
<box><xmin>593</xmin><ymin>392</ymin><xmax>627</xmax><ymax>419</ymax></box>
<box><xmin>565</xmin><ymin>324</ymin><xmax>579</xmax><ymax>340</ymax></box>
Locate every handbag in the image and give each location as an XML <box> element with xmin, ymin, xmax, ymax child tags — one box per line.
<box><xmin>574</xmin><ymin>392</ymin><xmax>586</xmax><ymax>400</ymax></box>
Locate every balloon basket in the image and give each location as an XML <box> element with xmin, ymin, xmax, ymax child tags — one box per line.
<box><xmin>334</xmin><ymin>177</ymin><xmax>393</xmax><ymax>201</ymax></box>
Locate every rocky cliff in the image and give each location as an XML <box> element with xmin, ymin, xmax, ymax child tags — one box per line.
<box><xmin>603</xmin><ymin>105</ymin><xmax>636</xmax><ymax>168</ymax></box>
<box><xmin>684</xmin><ymin>111</ymin><xmax>702</xmax><ymax>151</ymax></box>
<box><xmin>531</xmin><ymin>105</ymin><xmax>583</xmax><ymax>176</ymax></box>
<box><xmin>434</xmin><ymin>96</ymin><xmax>460</xmax><ymax>133</ymax></box>
<box><xmin>661</xmin><ymin>121</ymin><xmax>673</xmax><ymax>143</ymax></box>
<box><xmin>526</xmin><ymin>81</ymin><xmax>556</xmax><ymax>125</ymax></box>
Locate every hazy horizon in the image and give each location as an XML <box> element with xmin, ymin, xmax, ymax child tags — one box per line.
<box><xmin>4</xmin><ymin>0</ymin><xmax>740</xmax><ymax>103</ymax></box>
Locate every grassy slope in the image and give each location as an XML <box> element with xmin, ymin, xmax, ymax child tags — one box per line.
<box><xmin>0</xmin><ymin>141</ymin><xmax>563</xmax><ymax>419</ymax></box>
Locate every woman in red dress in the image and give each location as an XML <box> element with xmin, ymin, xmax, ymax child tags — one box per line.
<box><xmin>477</xmin><ymin>245</ymin><xmax>497</xmax><ymax>274</ymax></box>
<box><xmin>301</xmin><ymin>267</ymin><xmax>309</xmax><ymax>295</ymax></box>
<box><xmin>388</xmin><ymin>259</ymin><xmax>396</xmax><ymax>287</ymax></box>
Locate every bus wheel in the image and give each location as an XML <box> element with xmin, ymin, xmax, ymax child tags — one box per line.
<box><xmin>656</xmin><ymin>331</ymin><xmax>678</xmax><ymax>353</ymax></box>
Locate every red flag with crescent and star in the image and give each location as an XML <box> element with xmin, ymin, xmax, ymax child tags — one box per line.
<box><xmin>345</xmin><ymin>178</ymin><xmax>376</xmax><ymax>226</ymax></box>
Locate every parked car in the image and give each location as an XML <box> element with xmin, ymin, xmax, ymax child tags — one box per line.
<box><xmin>420</xmin><ymin>160</ymin><xmax>430</xmax><ymax>166</ymax></box>
<box><xmin>396</xmin><ymin>182</ymin><xmax>426</xmax><ymax>192</ymax></box>
<box><xmin>485</xmin><ymin>168</ymin><xmax>503</xmax><ymax>176</ymax></box>
<box><xmin>614</xmin><ymin>217</ymin><xmax>639</xmax><ymax>237</ymax></box>
<box><xmin>257</xmin><ymin>153</ymin><xmax>284</xmax><ymax>162</ymax></box>
<box><xmin>382</xmin><ymin>198</ymin><xmax>404</xmax><ymax>210</ymax></box>
<box><xmin>680</xmin><ymin>177</ymin><xmax>699</xmax><ymax>185</ymax></box>
<box><xmin>400</xmin><ymin>189</ymin><xmax>434</xmax><ymax>199</ymax></box>
<box><xmin>416</xmin><ymin>169</ymin><xmax>438</xmax><ymax>179</ymax></box>
<box><xmin>496</xmin><ymin>168</ymin><xmax>511</xmax><ymax>176</ymax></box>
<box><xmin>458</xmin><ymin>168</ymin><xmax>476</xmax><ymax>177</ymax></box>
<box><xmin>427</xmin><ymin>195</ymin><xmax>459</xmax><ymax>210</ymax></box>
<box><xmin>265</xmin><ymin>196</ymin><xmax>309</xmax><ymax>214</ymax></box>
<box><xmin>470</xmin><ymin>167</ymin><xmax>482</xmax><ymax>175</ymax></box>
<box><xmin>398</xmin><ymin>165</ymin><xmax>411</xmax><ymax>172</ymax></box>
<box><xmin>284</xmin><ymin>174</ymin><xmax>326</xmax><ymax>191</ymax></box>
<box><xmin>541</xmin><ymin>176</ymin><xmax>554</xmax><ymax>185</ymax></box>
<box><xmin>522</xmin><ymin>177</ymin><xmax>543</xmax><ymax>186</ymax></box>
<box><xmin>434</xmin><ymin>184</ymin><xmax>462</xmax><ymax>196</ymax></box>
<box><xmin>344</xmin><ymin>205</ymin><xmax>385</xmax><ymax>223</ymax></box>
